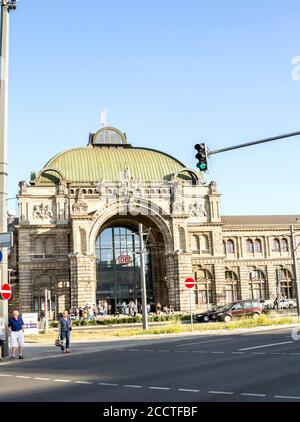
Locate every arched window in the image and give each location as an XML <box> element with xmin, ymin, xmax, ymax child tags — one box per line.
<box><xmin>246</xmin><ymin>239</ymin><xmax>254</xmax><ymax>254</ymax></box>
<box><xmin>281</xmin><ymin>239</ymin><xmax>289</xmax><ymax>253</ymax></box>
<box><xmin>254</xmin><ymin>239</ymin><xmax>262</xmax><ymax>253</ymax></box>
<box><xmin>226</xmin><ymin>240</ymin><xmax>235</xmax><ymax>254</ymax></box>
<box><xmin>80</xmin><ymin>228</ymin><xmax>87</xmax><ymax>253</ymax></box>
<box><xmin>279</xmin><ymin>268</ymin><xmax>293</xmax><ymax>299</ymax></box>
<box><xmin>225</xmin><ymin>271</ymin><xmax>239</xmax><ymax>303</ymax></box>
<box><xmin>200</xmin><ymin>235</ymin><xmax>209</xmax><ymax>253</ymax></box>
<box><xmin>191</xmin><ymin>235</ymin><xmax>200</xmax><ymax>253</ymax></box>
<box><xmin>249</xmin><ymin>270</ymin><xmax>266</xmax><ymax>300</ymax></box>
<box><xmin>273</xmin><ymin>239</ymin><xmax>280</xmax><ymax>252</ymax></box>
<box><xmin>33</xmin><ymin>238</ymin><xmax>44</xmax><ymax>259</ymax></box>
<box><xmin>178</xmin><ymin>227</ymin><xmax>186</xmax><ymax>250</ymax></box>
<box><xmin>195</xmin><ymin>269</ymin><xmax>214</xmax><ymax>305</ymax></box>
<box><xmin>44</xmin><ymin>237</ymin><xmax>55</xmax><ymax>258</ymax></box>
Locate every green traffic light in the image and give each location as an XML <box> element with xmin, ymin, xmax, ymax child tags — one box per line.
<box><xmin>197</xmin><ymin>163</ymin><xmax>207</xmax><ymax>171</ymax></box>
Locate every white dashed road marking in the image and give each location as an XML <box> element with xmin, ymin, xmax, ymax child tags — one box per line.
<box><xmin>239</xmin><ymin>341</ymin><xmax>294</xmax><ymax>351</ymax></box>
<box><xmin>177</xmin><ymin>338</ymin><xmax>233</xmax><ymax>347</ymax></box>
<box><xmin>274</xmin><ymin>395</ymin><xmax>300</xmax><ymax>400</ymax></box>
<box><xmin>124</xmin><ymin>385</ymin><xmax>143</xmax><ymax>389</ymax></box>
<box><xmin>209</xmin><ymin>391</ymin><xmax>234</xmax><ymax>395</ymax></box>
<box><xmin>241</xmin><ymin>393</ymin><xmax>267</xmax><ymax>397</ymax></box>
<box><xmin>98</xmin><ymin>382</ymin><xmax>119</xmax><ymax>387</ymax></box>
<box><xmin>75</xmin><ymin>381</ymin><xmax>93</xmax><ymax>385</ymax></box>
<box><xmin>2</xmin><ymin>373</ymin><xmax>300</xmax><ymax>400</ymax></box>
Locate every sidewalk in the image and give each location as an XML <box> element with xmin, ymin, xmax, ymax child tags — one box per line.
<box><xmin>0</xmin><ymin>323</ymin><xmax>297</xmax><ymax>365</ymax></box>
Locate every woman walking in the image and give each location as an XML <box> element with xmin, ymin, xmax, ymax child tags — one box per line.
<box><xmin>59</xmin><ymin>310</ymin><xmax>72</xmax><ymax>354</ymax></box>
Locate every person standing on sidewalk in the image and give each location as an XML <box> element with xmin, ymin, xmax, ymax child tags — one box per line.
<box><xmin>8</xmin><ymin>310</ymin><xmax>25</xmax><ymax>360</ymax></box>
<box><xmin>0</xmin><ymin>315</ymin><xmax>9</xmax><ymax>362</ymax></box>
<box><xmin>59</xmin><ymin>310</ymin><xmax>72</xmax><ymax>354</ymax></box>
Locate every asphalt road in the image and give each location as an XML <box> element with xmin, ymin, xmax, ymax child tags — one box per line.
<box><xmin>1</xmin><ymin>327</ymin><xmax>300</xmax><ymax>402</ymax></box>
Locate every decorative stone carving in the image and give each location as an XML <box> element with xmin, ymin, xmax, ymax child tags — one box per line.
<box><xmin>32</xmin><ymin>203</ymin><xmax>53</xmax><ymax>220</ymax></box>
<box><xmin>119</xmin><ymin>168</ymin><xmax>142</xmax><ymax>201</ymax></box>
<box><xmin>189</xmin><ymin>202</ymin><xmax>207</xmax><ymax>217</ymax></box>
<box><xmin>72</xmin><ymin>191</ymin><xmax>88</xmax><ymax>214</ymax></box>
<box><xmin>172</xmin><ymin>201</ymin><xmax>184</xmax><ymax>215</ymax></box>
<box><xmin>19</xmin><ymin>180</ymin><xmax>28</xmax><ymax>195</ymax></box>
<box><xmin>57</xmin><ymin>180</ymin><xmax>67</xmax><ymax>195</ymax></box>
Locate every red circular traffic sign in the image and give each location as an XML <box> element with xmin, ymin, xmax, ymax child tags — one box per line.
<box><xmin>185</xmin><ymin>278</ymin><xmax>195</xmax><ymax>289</ymax></box>
<box><xmin>118</xmin><ymin>255</ymin><xmax>132</xmax><ymax>265</ymax></box>
<box><xmin>1</xmin><ymin>283</ymin><xmax>12</xmax><ymax>301</ymax></box>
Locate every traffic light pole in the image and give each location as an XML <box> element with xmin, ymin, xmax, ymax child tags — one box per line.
<box><xmin>139</xmin><ymin>223</ymin><xmax>149</xmax><ymax>330</ymax></box>
<box><xmin>290</xmin><ymin>225</ymin><xmax>300</xmax><ymax>317</ymax></box>
<box><xmin>0</xmin><ymin>1</ymin><xmax>16</xmax><ymax>358</ymax></box>
<box><xmin>208</xmin><ymin>131</ymin><xmax>300</xmax><ymax>156</ymax></box>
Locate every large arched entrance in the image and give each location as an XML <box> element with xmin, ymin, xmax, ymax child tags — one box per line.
<box><xmin>95</xmin><ymin>218</ymin><xmax>167</xmax><ymax>314</ymax></box>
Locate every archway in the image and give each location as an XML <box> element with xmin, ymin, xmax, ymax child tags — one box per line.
<box><xmin>94</xmin><ymin>216</ymin><xmax>167</xmax><ymax>314</ymax></box>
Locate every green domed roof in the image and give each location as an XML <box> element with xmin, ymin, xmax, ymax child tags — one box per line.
<box><xmin>37</xmin><ymin>145</ymin><xmax>186</xmax><ymax>184</ymax></box>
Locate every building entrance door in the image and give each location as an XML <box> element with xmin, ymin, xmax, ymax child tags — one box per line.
<box><xmin>95</xmin><ymin>225</ymin><xmax>154</xmax><ymax>314</ymax></box>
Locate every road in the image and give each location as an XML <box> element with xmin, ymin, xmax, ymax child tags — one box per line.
<box><xmin>1</xmin><ymin>326</ymin><xmax>300</xmax><ymax>402</ymax></box>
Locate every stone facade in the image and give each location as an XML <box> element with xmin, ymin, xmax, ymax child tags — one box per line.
<box><xmin>8</xmin><ymin>126</ymin><xmax>300</xmax><ymax>316</ymax></box>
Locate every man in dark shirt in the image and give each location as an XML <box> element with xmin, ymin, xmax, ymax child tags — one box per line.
<box><xmin>59</xmin><ymin>310</ymin><xmax>72</xmax><ymax>353</ymax></box>
<box><xmin>8</xmin><ymin>310</ymin><xmax>25</xmax><ymax>360</ymax></box>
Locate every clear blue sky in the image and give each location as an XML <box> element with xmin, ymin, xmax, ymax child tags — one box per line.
<box><xmin>5</xmin><ymin>0</ymin><xmax>300</xmax><ymax>215</ymax></box>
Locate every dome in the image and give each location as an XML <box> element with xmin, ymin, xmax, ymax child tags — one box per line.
<box><xmin>35</xmin><ymin>145</ymin><xmax>188</xmax><ymax>184</ymax></box>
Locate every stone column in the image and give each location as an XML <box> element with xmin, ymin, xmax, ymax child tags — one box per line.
<box><xmin>239</xmin><ymin>265</ymin><xmax>250</xmax><ymax>300</ymax></box>
<box><xmin>174</xmin><ymin>252</ymin><xmax>194</xmax><ymax>312</ymax></box>
<box><xmin>266</xmin><ymin>264</ymin><xmax>277</xmax><ymax>300</ymax></box>
<box><xmin>70</xmin><ymin>254</ymin><xmax>96</xmax><ymax>309</ymax></box>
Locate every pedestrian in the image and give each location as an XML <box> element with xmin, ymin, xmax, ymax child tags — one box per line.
<box><xmin>88</xmin><ymin>306</ymin><xmax>94</xmax><ymax>321</ymax></box>
<box><xmin>58</xmin><ymin>310</ymin><xmax>72</xmax><ymax>354</ymax></box>
<box><xmin>8</xmin><ymin>310</ymin><xmax>25</xmax><ymax>361</ymax></box>
<box><xmin>108</xmin><ymin>303</ymin><xmax>112</xmax><ymax>315</ymax></box>
<box><xmin>273</xmin><ymin>297</ymin><xmax>279</xmax><ymax>312</ymax></box>
<box><xmin>156</xmin><ymin>302</ymin><xmax>162</xmax><ymax>315</ymax></box>
<box><xmin>0</xmin><ymin>315</ymin><xmax>8</xmax><ymax>362</ymax></box>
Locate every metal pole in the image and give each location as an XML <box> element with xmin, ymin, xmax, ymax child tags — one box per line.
<box><xmin>208</xmin><ymin>131</ymin><xmax>300</xmax><ymax>156</ymax></box>
<box><xmin>189</xmin><ymin>289</ymin><xmax>193</xmax><ymax>331</ymax></box>
<box><xmin>290</xmin><ymin>225</ymin><xmax>300</xmax><ymax>317</ymax></box>
<box><xmin>44</xmin><ymin>289</ymin><xmax>49</xmax><ymax>333</ymax></box>
<box><xmin>0</xmin><ymin>1</ymin><xmax>10</xmax><ymax>358</ymax></box>
<box><xmin>139</xmin><ymin>223</ymin><xmax>148</xmax><ymax>330</ymax></box>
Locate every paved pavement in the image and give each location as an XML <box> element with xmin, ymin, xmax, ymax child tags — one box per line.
<box><xmin>1</xmin><ymin>326</ymin><xmax>300</xmax><ymax>402</ymax></box>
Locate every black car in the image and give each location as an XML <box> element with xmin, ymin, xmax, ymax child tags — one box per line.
<box><xmin>194</xmin><ymin>300</ymin><xmax>262</xmax><ymax>323</ymax></box>
<box><xmin>194</xmin><ymin>306</ymin><xmax>224</xmax><ymax>323</ymax></box>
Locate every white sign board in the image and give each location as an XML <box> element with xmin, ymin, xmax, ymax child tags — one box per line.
<box><xmin>22</xmin><ymin>313</ymin><xmax>39</xmax><ymax>335</ymax></box>
<box><xmin>0</xmin><ymin>232</ymin><xmax>13</xmax><ymax>248</ymax></box>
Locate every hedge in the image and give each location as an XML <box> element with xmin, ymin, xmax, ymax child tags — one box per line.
<box><xmin>49</xmin><ymin>313</ymin><xmax>190</xmax><ymax>328</ymax></box>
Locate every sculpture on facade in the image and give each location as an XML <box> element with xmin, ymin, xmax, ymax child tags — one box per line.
<box><xmin>32</xmin><ymin>203</ymin><xmax>53</xmax><ymax>220</ymax></box>
<box><xmin>72</xmin><ymin>190</ymin><xmax>88</xmax><ymax>214</ymax></box>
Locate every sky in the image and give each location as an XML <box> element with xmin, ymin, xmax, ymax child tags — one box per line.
<box><xmin>4</xmin><ymin>0</ymin><xmax>300</xmax><ymax>215</ymax></box>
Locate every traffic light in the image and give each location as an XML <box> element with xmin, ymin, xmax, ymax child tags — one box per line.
<box><xmin>8</xmin><ymin>269</ymin><xmax>18</xmax><ymax>285</ymax></box>
<box><xmin>195</xmin><ymin>143</ymin><xmax>208</xmax><ymax>172</ymax></box>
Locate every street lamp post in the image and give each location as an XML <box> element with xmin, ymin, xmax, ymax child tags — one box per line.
<box><xmin>290</xmin><ymin>225</ymin><xmax>300</xmax><ymax>317</ymax></box>
<box><xmin>0</xmin><ymin>0</ymin><xmax>17</xmax><ymax>358</ymax></box>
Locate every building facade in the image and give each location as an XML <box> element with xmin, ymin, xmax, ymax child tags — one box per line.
<box><xmin>9</xmin><ymin>124</ymin><xmax>300</xmax><ymax>316</ymax></box>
